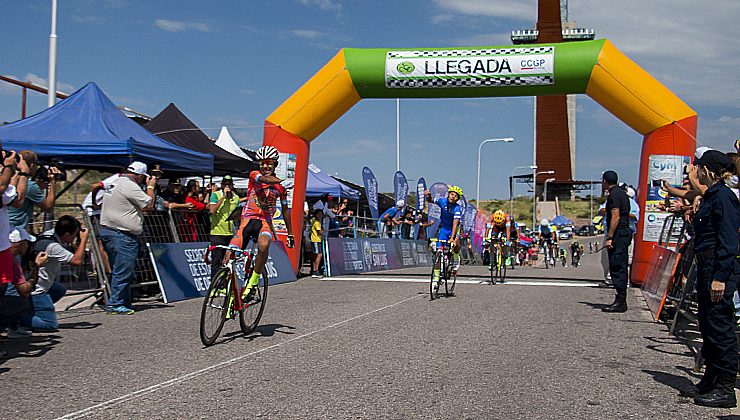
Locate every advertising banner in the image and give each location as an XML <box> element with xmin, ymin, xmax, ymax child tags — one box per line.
<box><xmin>393</xmin><ymin>171</ymin><xmax>408</xmax><ymax>206</ymax></box>
<box><xmin>325</xmin><ymin>238</ymin><xmax>432</xmax><ymax>276</ymax></box>
<box><xmin>147</xmin><ymin>241</ymin><xmax>296</xmax><ymax>303</ymax></box>
<box><xmin>427</xmin><ymin>182</ymin><xmax>449</xmax><ymax>238</ymax></box>
<box><xmin>362</xmin><ymin>166</ymin><xmax>379</xmax><ymax>220</ymax></box>
<box><xmin>275</xmin><ymin>152</ymin><xmax>296</xmax><ymax>208</ymax></box>
<box><xmin>463</xmin><ymin>204</ymin><xmax>477</xmax><ymax>234</ymax></box>
<box><xmin>643</xmin><ymin>154</ymin><xmax>690</xmax><ymax>242</ymax></box>
<box><xmin>385</xmin><ymin>46</ymin><xmax>555</xmax><ymax>89</ymax></box>
<box><xmin>415</xmin><ymin>178</ymin><xmax>426</xmax><ymax>212</ymax></box>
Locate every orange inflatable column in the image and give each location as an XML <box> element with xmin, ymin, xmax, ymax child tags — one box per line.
<box><xmin>631</xmin><ymin>116</ymin><xmax>697</xmax><ymax>284</ymax></box>
<box><xmin>263</xmin><ymin>122</ymin><xmax>310</xmax><ymax>271</ymax></box>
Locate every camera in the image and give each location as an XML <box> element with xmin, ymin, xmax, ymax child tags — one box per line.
<box><xmin>1</xmin><ymin>149</ymin><xmax>21</xmax><ymax>163</ymax></box>
<box><xmin>36</xmin><ymin>159</ymin><xmax>67</xmax><ymax>181</ymax></box>
<box><xmin>651</xmin><ymin>179</ymin><xmax>662</xmax><ymax>188</ymax></box>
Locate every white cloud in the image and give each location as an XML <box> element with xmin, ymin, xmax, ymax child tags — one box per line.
<box><xmin>154</xmin><ymin>19</ymin><xmax>212</xmax><ymax>33</ymax></box>
<box><xmin>291</xmin><ymin>29</ymin><xmax>322</xmax><ymax>39</ymax></box>
<box><xmin>568</xmin><ymin>0</ymin><xmax>740</xmax><ymax>108</ymax></box>
<box><xmin>288</xmin><ymin>29</ymin><xmax>352</xmax><ymax>50</ymax></box>
<box><xmin>453</xmin><ymin>32</ymin><xmax>511</xmax><ymax>47</ymax></box>
<box><xmin>23</xmin><ymin>73</ymin><xmax>75</xmax><ymax>95</ymax></box>
<box><xmin>73</xmin><ymin>15</ymin><xmax>103</xmax><ymax>24</ymax></box>
<box><xmin>697</xmin><ymin>115</ymin><xmax>740</xmax><ymax>149</ymax></box>
<box><xmin>297</xmin><ymin>0</ymin><xmax>342</xmax><ymax>12</ymax></box>
<box><xmin>433</xmin><ymin>0</ymin><xmax>534</xmax><ymax>21</ymax></box>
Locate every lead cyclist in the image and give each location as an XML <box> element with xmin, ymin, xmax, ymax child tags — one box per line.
<box><xmin>425</xmin><ymin>185</ymin><xmax>463</xmax><ymax>289</ymax></box>
<box><xmin>224</xmin><ymin>145</ymin><xmax>294</xmax><ymax>301</ymax></box>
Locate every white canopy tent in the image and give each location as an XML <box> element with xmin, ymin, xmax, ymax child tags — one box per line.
<box><xmin>215</xmin><ymin>126</ymin><xmax>249</xmax><ymax>159</ymax></box>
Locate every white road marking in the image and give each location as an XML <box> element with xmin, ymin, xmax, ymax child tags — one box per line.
<box><xmin>55</xmin><ymin>293</ymin><xmax>423</xmax><ymax>420</ymax></box>
<box><xmin>323</xmin><ymin>276</ymin><xmax>601</xmax><ymax>287</ymax></box>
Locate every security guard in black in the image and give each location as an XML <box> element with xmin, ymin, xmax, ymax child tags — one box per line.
<box><xmin>604</xmin><ymin>183</ymin><xmax>631</xmax><ymax>294</ymax></box>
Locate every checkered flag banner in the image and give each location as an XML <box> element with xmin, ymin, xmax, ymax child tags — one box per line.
<box><xmin>385</xmin><ymin>46</ymin><xmax>555</xmax><ymax>89</ymax></box>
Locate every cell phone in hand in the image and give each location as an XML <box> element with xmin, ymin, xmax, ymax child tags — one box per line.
<box><xmin>651</xmin><ymin>180</ymin><xmax>662</xmax><ymax>188</ymax></box>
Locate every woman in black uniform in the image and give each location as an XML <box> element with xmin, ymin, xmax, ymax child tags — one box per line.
<box><xmin>691</xmin><ymin>150</ymin><xmax>740</xmax><ymax>408</ymax></box>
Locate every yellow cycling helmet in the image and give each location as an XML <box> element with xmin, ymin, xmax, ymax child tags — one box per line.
<box><xmin>493</xmin><ymin>210</ymin><xmax>506</xmax><ymax>224</ymax></box>
<box><xmin>447</xmin><ymin>185</ymin><xmax>463</xmax><ymax>198</ymax></box>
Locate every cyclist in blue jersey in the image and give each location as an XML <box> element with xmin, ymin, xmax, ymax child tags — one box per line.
<box><xmin>425</xmin><ymin>185</ymin><xmax>463</xmax><ymax>286</ymax></box>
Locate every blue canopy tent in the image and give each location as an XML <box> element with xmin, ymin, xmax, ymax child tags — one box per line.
<box><xmin>551</xmin><ymin>215</ymin><xmax>573</xmax><ymax>226</ymax></box>
<box><xmin>0</xmin><ymin>82</ymin><xmax>213</xmax><ymax>174</ymax></box>
<box><xmin>306</xmin><ymin>163</ymin><xmax>360</xmax><ymax>200</ymax></box>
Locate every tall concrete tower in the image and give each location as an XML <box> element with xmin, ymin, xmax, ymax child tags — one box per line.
<box><xmin>512</xmin><ymin>0</ymin><xmax>594</xmax><ymax>200</ymax></box>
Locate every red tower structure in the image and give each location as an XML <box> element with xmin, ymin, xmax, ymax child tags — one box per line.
<box><xmin>512</xmin><ymin>0</ymin><xmax>595</xmax><ymax>200</ymax></box>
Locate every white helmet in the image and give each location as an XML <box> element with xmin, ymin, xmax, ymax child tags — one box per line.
<box><xmin>396</xmin><ymin>199</ymin><xmax>405</xmax><ymax>207</ymax></box>
<box><xmin>255</xmin><ymin>145</ymin><xmax>279</xmax><ymax>161</ymax></box>
<box><xmin>540</xmin><ymin>218</ymin><xmax>550</xmax><ymax>226</ymax></box>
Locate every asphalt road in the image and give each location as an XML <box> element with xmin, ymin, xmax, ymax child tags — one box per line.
<box><xmin>1</xmin><ymin>248</ymin><xmax>735</xmax><ymax>418</ymax></box>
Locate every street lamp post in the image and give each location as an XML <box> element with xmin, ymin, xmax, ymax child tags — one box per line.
<box><xmin>543</xmin><ymin>177</ymin><xmax>556</xmax><ymax>206</ymax></box>
<box><xmin>476</xmin><ymin>137</ymin><xmax>514</xmax><ymax>207</ymax></box>
<box><xmin>532</xmin><ymin>169</ymin><xmax>555</xmax><ymax>231</ymax></box>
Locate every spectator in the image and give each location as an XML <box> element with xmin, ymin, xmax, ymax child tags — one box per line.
<box><xmin>690</xmin><ymin>150</ymin><xmax>739</xmax><ymax>407</ymax></box>
<box><xmin>328</xmin><ymin>202</ymin><xmax>341</xmax><ymax>238</ymax></box>
<box><xmin>2</xmin><ymin>228</ymin><xmax>48</xmax><ymax>341</ymax></box>
<box><xmin>208</xmin><ymin>176</ymin><xmax>240</xmax><ymax>278</ymax></box>
<box><xmin>400</xmin><ymin>206</ymin><xmax>416</xmax><ymax>240</ymax></box>
<box><xmin>159</xmin><ymin>178</ymin><xmax>183</xmax><ymax>203</ymax></box>
<box><xmin>1</xmin><ymin>148</ymin><xmax>20</xmax><ymax>292</ymax></box>
<box><xmin>416</xmin><ymin>208</ymin><xmax>434</xmax><ymax>241</ymax></box>
<box><xmin>7</xmin><ymin>151</ymin><xmax>60</xmax><ymax>230</ymax></box>
<box><xmin>98</xmin><ymin>161</ymin><xmax>156</xmax><ymax>315</ymax></box>
<box><xmin>624</xmin><ymin>185</ymin><xmax>640</xmax><ymax>270</ymax></box>
<box><xmin>383</xmin><ymin>200</ymin><xmax>405</xmax><ymax>238</ymax></box>
<box><xmin>601</xmin><ymin>170</ymin><xmax>632</xmax><ymax>313</ymax></box>
<box><xmin>337</xmin><ymin>199</ymin><xmax>354</xmax><ymax>238</ymax></box>
<box><xmin>310</xmin><ymin>209</ymin><xmax>323</xmax><ymax>278</ymax></box>
<box><xmin>179</xmin><ymin>179</ymin><xmax>207</xmax><ymax>242</ymax></box>
<box><xmin>16</xmin><ymin>216</ymin><xmax>88</xmax><ymax>331</ymax></box>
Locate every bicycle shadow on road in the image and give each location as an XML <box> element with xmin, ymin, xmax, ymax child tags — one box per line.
<box><xmin>0</xmin><ymin>334</ymin><xmax>62</xmax><ymax>373</ymax></box>
<box><xmin>221</xmin><ymin>323</ymin><xmax>297</xmax><ymax>344</ymax></box>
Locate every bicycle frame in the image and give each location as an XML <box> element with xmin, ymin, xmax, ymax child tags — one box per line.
<box><xmin>205</xmin><ymin>245</ymin><xmax>257</xmax><ymax>313</ymax></box>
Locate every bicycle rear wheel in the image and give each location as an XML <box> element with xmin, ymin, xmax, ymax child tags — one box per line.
<box><xmin>239</xmin><ymin>267</ymin><xmax>269</xmax><ymax>334</ymax></box>
<box><xmin>200</xmin><ymin>268</ymin><xmax>231</xmax><ymax>346</ymax></box>
<box><xmin>430</xmin><ymin>252</ymin><xmax>442</xmax><ymax>300</ymax></box>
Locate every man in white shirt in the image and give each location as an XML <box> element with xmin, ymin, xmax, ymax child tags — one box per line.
<box><xmin>98</xmin><ymin>161</ymin><xmax>156</xmax><ymax>315</ymax></box>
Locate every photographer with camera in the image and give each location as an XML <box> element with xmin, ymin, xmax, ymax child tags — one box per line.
<box><xmin>1</xmin><ymin>146</ymin><xmax>22</xmax><ymax>290</ymax></box>
<box><xmin>14</xmin><ymin>215</ymin><xmax>88</xmax><ymax>331</ymax></box>
<box><xmin>99</xmin><ymin>162</ymin><xmax>156</xmax><ymax>315</ymax></box>
<box><xmin>7</xmin><ymin>151</ymin><xmax>62</xmax><ymax>229</ymax></box>
<box><xmin>207</xmin><ymin>175</ymin><xmax>240</xmax><ymax>278</ymax></box>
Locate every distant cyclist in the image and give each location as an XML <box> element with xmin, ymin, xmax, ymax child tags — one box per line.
<box><xmin>225</xmin><ymin>145</ymin><xmax>294</xmax><ymax>300</ymax></box>
<box><xmin>538</xmin><ymin>218</ymin><xmax>556</xmax><ymax>263</ymax></box>
<box><xmin>570</xmin><ymin>240</ymin><xmax>582</xmax><ymax>267</ymax></box>
<box><xmin>487</xmin><ymin>209</ymin><xmax>519</xmax><ymax>269</ymax></box>
<box><xmin>425</xmin><ymin>185</ymin><xmax>463</xmax><ymax>285</ymax></box>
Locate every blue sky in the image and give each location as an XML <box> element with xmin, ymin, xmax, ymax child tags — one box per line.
<box><xmin>1</xmin><ymin>0</ymin><xmax>738</xmax><ymax>200</ymax></box>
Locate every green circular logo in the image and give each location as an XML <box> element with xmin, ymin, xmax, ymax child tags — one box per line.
<box><xmin>397</xmin><ymin>62</ymin><xmax>415</xmax><ymax>74</ymax></box>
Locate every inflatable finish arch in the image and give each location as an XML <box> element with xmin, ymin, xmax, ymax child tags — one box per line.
<box><xmin>264</xmin><ymin>39</ymin><xmax>696</xmax><ymax>284</ymax></box>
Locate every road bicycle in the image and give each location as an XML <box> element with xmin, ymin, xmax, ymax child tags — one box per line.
<box><xmin>571</xmin><ymin>250</ymin><xmax>581</xmax><ymax>267</ymax></box>
<box><xmin>199</xmin><ymin>244</ymin><xmax>268</xmax><ymax>346</ymax></box>
<box><xmin>429</xmin><ymin>238</ymin><xmax>456</xmax><ymax>299</ymax></box>
<box><xmin>488</xmin><ymin>236</ymin><xmax>507</xmax><ymax>284</ymax></box>
<box><xmin>539</xmin><ymin>239</ymin><xmax>556</xmax><ymax>268</ymax></box>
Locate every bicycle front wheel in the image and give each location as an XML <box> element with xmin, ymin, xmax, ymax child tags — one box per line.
<box><xmin>499</xmin><ymin>250</ymin><xmax>507</xmax><ymax>284</ymax></box>
<box><xmin>430</xmin><ymin>252</ymin><xmax>442</xmax><ymax>300</ymax></box>
<box><xmin>445</xmin><ymin>261</ymin><xmax>457</xmax><ymax>296</ymax></box>
<box><xmin>489</xmin><ymin>246</ymin><xmax>497</xmax><ymax>285</ymax></box>
<box><xmin>200</xmin><ymin>268</ymin><xmax>231</xmax><ymax>346</ymax></box>
<box><xmin>239</xmin><ymin>268</ymin><xmax>269</xmax><ymax>334</ymax></box>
